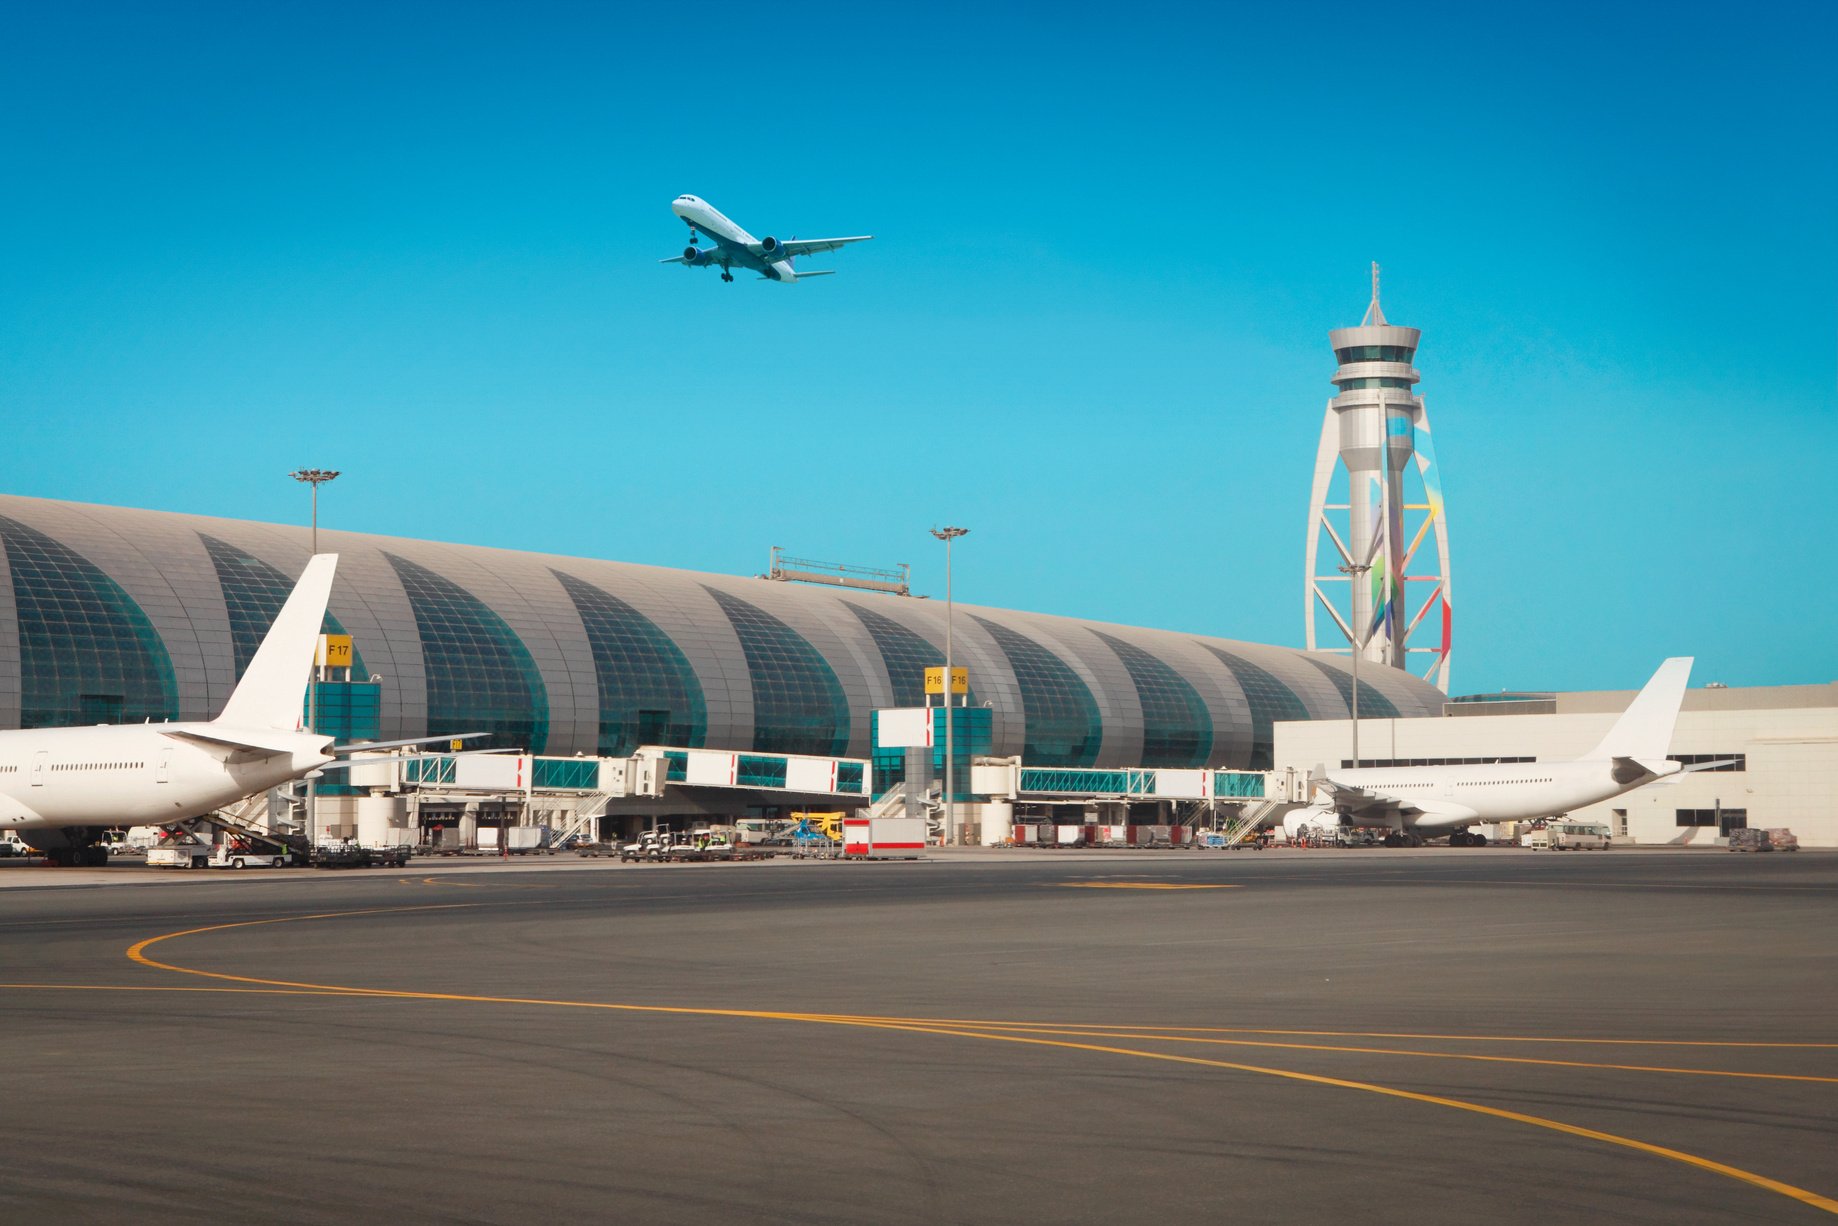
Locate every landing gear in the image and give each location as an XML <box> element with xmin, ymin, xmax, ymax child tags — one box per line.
<box><xmin>720</xmin><ymin>270</ymin><xmax>734</xmax><ymax>282</ymax></box>
<box><xmin>688</xmin><ymin>229</ymin><xmax>699</xmax><ymax>246</ymax></box>
<box><xmin>1383</xmin><ymin>832</ymin><xmax>1403</xmax><ymax>848</ymax></box>
<box><xmin>1450</xmin><ymin>831</ymin><xmax>1470</xmax><ymax>847</ymax></box>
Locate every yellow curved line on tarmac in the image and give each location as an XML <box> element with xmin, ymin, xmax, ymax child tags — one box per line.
<box><xmin>820</xmin><ymin>1018</ymin><xmax>1838</xmax><ymax>1217</ymax></box>
<box><xmin>799</xmin><ymin>1017</ymin><xmax>1838</xmax><ymax>1050</ymax></box>
<box><xmin>121</xmin><ymin>908</ymin><xmax>1838</xmax><ymax>1217</ymax></box>
<box><xmin>887</xmin><ymin>1022</ymin><xmax>1838</xmax><ymax>1085</ymax></box>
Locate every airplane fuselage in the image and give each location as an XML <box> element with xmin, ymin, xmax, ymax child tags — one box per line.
<box><xmin>0</xmin><ymin>724</ymin><xmax>333</xmax><ymax>835</ymax></box>
<box><xmin>1316</xmin><ymin>757</ymin><xmax>1679</xmax><ymax>833</ymax></box>
<box><xmin>671</xmin><ymin>195</ymin><xmax>802</xmax><ymax>282</ymax></box>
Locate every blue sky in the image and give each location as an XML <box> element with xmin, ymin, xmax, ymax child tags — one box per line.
<box><xmin>2</xmin><ymin>1</ymin><xmax>1833</xmax><ymax>695</ymax></box>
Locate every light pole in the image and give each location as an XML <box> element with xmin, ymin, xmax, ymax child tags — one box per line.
<box><xmin>1337</xmin><ymin>560</ymin><xmax>1371</xmax><ymax>768</ymax></box>
<box><xmin>931</xmin><ymin>526</ymin><xmax>968</xmax><ymax>845</ymax></box>
<box><xmin>290</xmin><ymin>468</ymin><xmax>340</xmax><ymax>554</ymax></box>
<box><xmin>290</xmin><ymin>469</ymin><xmax>338</xmax><ymax>853</ymax></box>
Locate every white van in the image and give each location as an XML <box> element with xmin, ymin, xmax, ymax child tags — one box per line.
<box><xmin>1545</xmin><ymin>822</ymin><xmax>1611</xmax><ymax>850</ymax></box>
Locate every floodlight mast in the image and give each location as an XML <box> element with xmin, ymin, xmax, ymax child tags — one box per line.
<box><xmin>290</xmin><ymin>468</ymin><xmax>340</xmax><ymax>555</ymax></box>
<box><xmin>930</xmin><ymin>526</ymin><xmax>968</xmax><ymax>845</ymax></box>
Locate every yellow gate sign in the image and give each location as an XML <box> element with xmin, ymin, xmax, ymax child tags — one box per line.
<box><xmin>924</xmin><ymin>666</ymin><xmax>969</xmax><ymax>696</ymax></box>
<box><xmin>317</xmin><ymin>634</ymin><xmax>354</xmax><ymax>668</ymax></box>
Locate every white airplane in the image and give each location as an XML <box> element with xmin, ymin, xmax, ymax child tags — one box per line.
<box><xmin>0</xmin><ymin>554</ymin><xmax>349</xmax><ymax>865</ymax></box>
<box><xmin>659</xmin><ymin>194</ymin><xmax>871</xmax><ymax>283</ymax></box>
<box><xmin>1285</xmin><ymin>657</ymin><xmax>1699</xmax><ymax>847</ymax></box>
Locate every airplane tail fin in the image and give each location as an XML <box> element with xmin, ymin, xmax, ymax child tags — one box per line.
<box><xmin>1583</xmin><ymin>657</ymin><xmax>1693</xmax><ymax>761</ymax></box>
<box><xmin>214</xmin><ymin>554</ymin><xmax>339</xmax><ymax>732</ymax></box>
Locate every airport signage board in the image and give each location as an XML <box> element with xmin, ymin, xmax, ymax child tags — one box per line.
<box><xmin>317</xmin><ymin>634</ymin><xmax>354</xmax><ymax>668</ymax></box>
<box><xmin>924</xmin><ymin>667</ymin><xmax>969</xmax><ymax>696</ymax></box>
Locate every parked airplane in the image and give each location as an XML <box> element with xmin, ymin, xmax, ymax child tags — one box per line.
<box><xmin>660</xmin><ymin>194</ymin><xmax>871</xmax><ymax>283</ymax></box>
<box><xmin>1285</xmin><ymin>657</ymin><xmax>1698</xmax><ymax>847</ymax></box>
<box><xmin>0</xmin><ymin>554</ymin><xmax>351</xmax><ymax>865</ymax></box>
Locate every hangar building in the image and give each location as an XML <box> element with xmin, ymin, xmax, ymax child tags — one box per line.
<box><xmin>1274</xmin><ymin>682</ymin><xmax>1838</xmax><ymax>848</ymax></box>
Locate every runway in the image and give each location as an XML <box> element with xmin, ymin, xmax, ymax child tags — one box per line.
<box><xmin>1</xmin><ymin>848</ymin><xmax>1833</xmax><ymax>1223</ymax></box>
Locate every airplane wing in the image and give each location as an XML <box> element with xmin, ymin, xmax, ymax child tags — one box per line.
<box><xmin>779</xmin><ymin>236</ymin><xmax>873</xmax><ymax>258</ymax></box>
<box><xmin>1313</xmin><ymin>777</ymin><xmax>1477</xmax><ymax>822</ymax></box>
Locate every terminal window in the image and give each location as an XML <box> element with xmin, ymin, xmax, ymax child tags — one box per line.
<box><xmin>1093</xmin><ymin>631</ymin><xmax>1211</xmax><ymax>770</ymax></box>
<box><xmin>1197</xmin><ymin>645</ymin><xmax>1309</xmax><ymax>771</ymax></box>
<box><xmin>1672</xmin><ymin>753</ymin><xmax>1746</xmax><ymax>772</ymax></box>
<box><xmin>1</xmin><ymin>513</ymin><xmax>178</xmax><ymax>728</ymax></box>
<box><xmin>972</xmin><ymin>616</ymin><xmax>1100</xmax><ymax>768</ymax></box>
<box><xmin>1677</xmin><ymin>808</ymin><xmax>1746</xmax><ymax>830</ymax></box>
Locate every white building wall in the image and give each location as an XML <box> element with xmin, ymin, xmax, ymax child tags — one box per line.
<box><xmin>1273</xmin><ymin>705</ymin><xmax>1838</xmax><ymax>848</ymax></box>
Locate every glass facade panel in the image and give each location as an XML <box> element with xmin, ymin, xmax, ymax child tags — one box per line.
<box><xmin>1304</xmin><ymin>657</ymin><xmax>1401</xmax><ymax>719</ymax></box>
<box><xmin>843</xmin><ymin>600</ymin><xmax>978</xmax><ymax>709</ymax></box>
<box><xmin>201</xmin><ymin>535</ymin><xmax>366</xmax><ymax>678</ymax></box>
<box><xmin>385</xmin><ymin>554</ymin><xmax>549</xmax><ymax>753</ymax></box>
<box><xmin>1092</xmin><ymin>631</ymin><xmax>1212</xmax><ymax>768</ymax></box>
<box><xmin>971</xmin><ymin>616</ymin><xmax>1100</xmax><ymax>767</ymax></box>
<box><xmin>554</xmin><ymin>571</ymin><xmax>706</xmax><ymax>755</ymax></box>
<box><xmin>704</xmin><ymin>587</ymin><xmax>849</xmax><ymax>757</ymax></box>
<box><xmin>1196</xmin><ymin>645</ymin><xmax>1309</xmax><ymax>770</ymax></box>
<box><xmin>0</xmin><ymin>514</ymin><xmax>177</xmax><ymax>727</ymax></box>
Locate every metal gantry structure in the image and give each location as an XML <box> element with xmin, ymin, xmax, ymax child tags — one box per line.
<box><xmin>1305</xmin><ymin>265</ymin><xmax>1453</xmax><ymax>692</ymax></box>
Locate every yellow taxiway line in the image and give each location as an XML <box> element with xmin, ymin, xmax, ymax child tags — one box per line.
<box><xmin>83</xmin><ymin>906</ymin><xmax>1836</xmax><ymax>1217</ymax></box>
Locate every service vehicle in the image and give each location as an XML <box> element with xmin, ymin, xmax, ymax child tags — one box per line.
<box><xmin>147</xmin><ymin>834</ymin><xmax>215</xmax><ymax>869</ymax></box>
<box><xmin>0</xmin><ymin>832</ymin><xmax>36</xmax><ymax>858</ymax></box>
<box><xmin>1543</xmin><ymin>821</ymin><xmax>1611</xmax><ymax>850</ymax></box>
<box><xmin>210</xmin><ymin>844</ymin><xmax>293</xmax><ymax>869</ymax></box>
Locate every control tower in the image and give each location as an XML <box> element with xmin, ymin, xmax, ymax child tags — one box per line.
<box><xmin>1304</xmin><ymin>265</ymin><xmax>1453</xmax><ymax>691</ymax></box>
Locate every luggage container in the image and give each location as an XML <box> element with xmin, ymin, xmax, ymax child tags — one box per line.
<box><xmin>843</xmin><ymin>816</ymin><xmax>926</xmax><ymax>859</ymax></box>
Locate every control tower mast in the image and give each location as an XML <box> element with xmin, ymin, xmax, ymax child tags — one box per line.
<box><xmin>1304</xmin><ymin>265</ymin><xmax>1453</xmax><ymax>691</ymax></box>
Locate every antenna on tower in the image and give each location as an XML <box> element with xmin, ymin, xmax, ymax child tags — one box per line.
<box><xmin>1361</xmin><ymin>261</ymin><xmax>1387</xmax><ymax>326</ymax></box>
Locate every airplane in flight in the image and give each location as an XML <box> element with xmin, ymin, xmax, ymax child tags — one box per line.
<box><xmin>1285</xmin><ymin>656</ymin><xmax>1701</xmax><ymax>847</ymax></box>
<box><xmin>660</xmin><ymin>194</ymin><xmax>872</xmax><ymax>283</ymax></box>
<box><xmin>0</xmin><ymin>555</ymin><xmax>463</xmax><ymax>866</ymax></box>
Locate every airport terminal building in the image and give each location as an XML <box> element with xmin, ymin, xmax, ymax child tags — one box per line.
<box><xmin>0</xmin><ymin>495</ymin><xmax>1445</xmax><ymax>819</ymax></box>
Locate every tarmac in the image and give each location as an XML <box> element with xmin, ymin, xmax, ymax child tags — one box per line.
<box><xmin>0</xmin><ymin>846</ymin><xmax>1833</xmax><ymax>1223</ymax></box>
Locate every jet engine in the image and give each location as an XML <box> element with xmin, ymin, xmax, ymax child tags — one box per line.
<box><xmin>682</xmin><ymin>246</ymin><xmax>715</xmax><ymax>265</ymax></box>
<box><xmin>748</xmin><ymin>236</ymin><xmax>781</xmax><ymax>257</ymax></box>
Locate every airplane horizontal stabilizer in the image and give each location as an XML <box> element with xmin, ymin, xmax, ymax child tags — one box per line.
<box><xmin>335</xmin><ymin>733</ymin><xmax>489</xmax><ymax>755</ymax></box>
<box><xmin>794</xmin><ymin>269</ymin><xmax>836</xmax><ymax>277</ymax></box>
<box><xmin>161</xmin><ymin>727</ymin><xmax>320</xmax><ymax>756</ymax></box>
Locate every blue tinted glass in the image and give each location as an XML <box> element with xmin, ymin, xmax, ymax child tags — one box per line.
<box><xmin>554</xmin><ymin>570</ymin><xmax>706</xmax><ymax>755</ymax></box>
<box><xmin>843</xmin><ymin>600</ymin><xmax>977</xmax><ymax>709</ymax></box>
<box><xmin>1196</xmin><ymin>645</ymin><xmax>1309</xmax><ymax>770</ymax></box>
<box><xmin>704</xmin><ymin>587</ymin><xmax>849</xmax><ymax>756</ymax></box>
<box><xmin>1093</xmin><ymin>631</ymin><xmax>1211</xmax><ymax>768</ymax></box>
<box><xmin>201</xmin><ymin>535</ymin><xmax>366</xmax><ymax>678</ymax></box>
<box><xmin>971</xmin><ymin>617</ymin><xmax>1100</xmax><ymax>767</ymax></box>
<box><xmin>1303</xmin><ymin>657</ymin><xmax>1400</xmax><ymax>719</ymax></box>
<box><xmin>0</xmin><ymin>514</ymin><xmax>177</xmax><ymax>727</ymax></box>
<box><xmin>386</xmin><ymin>554</ymin><xmax>548</xmax><ymax>752</ymax></box>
